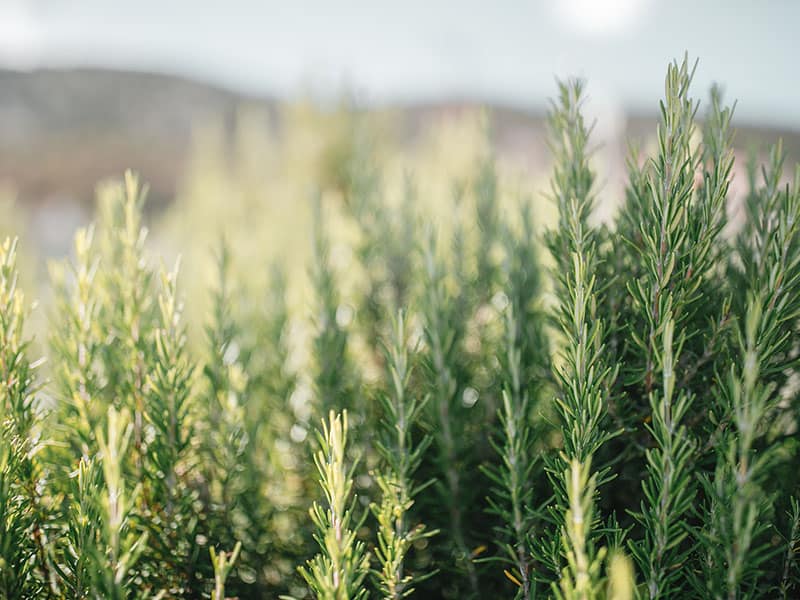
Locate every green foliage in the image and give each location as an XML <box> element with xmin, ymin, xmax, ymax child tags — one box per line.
<box><xmin>483</xmin><ymin>200</ymin><xmax>551</xmax><ymax>599</ymax></box>
<box><xmin>417</xmin><ymin>225</ymin><xmax>482</xmax><ymax>595</ymax></box>
<box><xmin>543</xmin><ymin>78</ymin><xmax>618</xmax><ymax>600</ymax></box>
<box><xmin>370</xmin><ymin>310</ymin><xmax>436</xmax><ymax>599</ymax></box>
<box><xmin>210</xmin><ymin>542</ymin><xmax>242</xmax><ymax>600</ymax></box>
<box><xmin>700</xmin><ymin>139</ymin><xmax>800</xmax><ymax>599</ymax></box>
<box><xmin>1</xmin><ymin>57</ymin><xmax>799</xmax><ymax>600</ymax></box>
<box><xmin>625</xmin><ymin>58</ymin><xmax>710</xmax><ymax>599</ymax></box>
<box><xmin>55</xmin><ymin>456</ymin><xmax>101</xmax><ymax>598</ymax></box>
<box><xmin>554</xmin><ymin>458</ymin><xmax>607</xmax><ymax>600</ymax></box>
<box><xmin>48</xmin><ymin>225</ymin><xmax>104</xmax><ymax>453</ymax></box>
<box><xmin>47</xmin><ymin>174</ymin><xmax>209</xmax><ymax>597</ymax></box>
<box><xmin>780</xmin><ymin>498</ymin><xmax>800</xmax><ymax>599</ymax></box>
<box><xmin>311</xmin><ymin>195</ymin><xmax>359</xmax><ymax>420</ymax></box>
<box><xmin>0</xmin><ymin>237</ymin><xmax>47</xmax><ymax>598</ymax></box>
<box><xmin>298</xmin><ymin>411</ymin><xmax>371</xmax><ymax>600</ymax></box>
<box><xmin>546</xmin><ymin>78</ymin><xmax>615</xmax><ymax>464</ymax></box>
<box><xmin>91</xmin><ymin>408</ymin><xmax>149</xmax><ymax>599</ymax></box>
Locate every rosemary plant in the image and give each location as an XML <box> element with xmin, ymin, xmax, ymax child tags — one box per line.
<box><xmin>554</xmin><ymin>457</ymin><xmax>606</xmax><ymax>600</ymax></box>
<box><xmin>200</xmin><ymin>240</ymin><xmax>251</xmax><ymax>558</ymax></box>
<box><xmin>0</xmin><ymin>237</ymin><xmax>47</xmax><ymax>597</ymax></box>
<box><xmin>49</xmin><ymin>225</ymin><xmax>103</xmax><ymax>455</ymax></box>
<box><xmin>484</xmin><ymin>202</ymin><xmax>550</xmax><ymax>599</ymax></box>
<box><xmin>311</xmin><ymin>195</ymin><xmax>359</xmax><ymax>420</ymax></box>
<box><xmin>141</xmin><ymin>261</ymin><xmax>201</xmax><ymax>594</ymax></box>
<box><xmin>544</xmin><ymin>78</ymin><xmax>616</xmax><ymax>598</ymax></box>
<box><xmin>92</xmin><ymin>407</ymin><xmax>148</xmax><ymax>600</ymax></box>
<box><xmin>702</xmin><ymin>143</ymin><xmax>800</xmax><ymax>599</ymax></box>
<box><xmin>49</xmin><ymin>173</ymin><xmax>218</xmax><ymax>596</ymax></box>
<box><xmin>780</xmin><ymin>499</ymin><xmax>800</xmax><ymax>599</ymax></box>
<box><xmin>418</xmin><ymin>226</ymin><xmax>480</xmax><ymax>596</ymax></box>
<box><xmin>626</xmin><ymin>57</ymin><xmax>706</xmax><ymax>599</ymax></box>
<box><xmin>297</xmin><ymin>411</ymin><xmax>370</xmax><ymax>600</ymax></box>
<box><xmin>210</xmin><ymin>542</ymin><xmax>242</xmax><ymax>600</ymax></box>
<box><xmin>94</xmin><ymin>173</ymin><xmax>157</xmax><ymax>479</ymax></box>
<box><xmin>370</xmin><ymin>310</ymin><xmax>435</xmax><ymax>599</ymax></box>
<box><xmin>57</xmin><ymin>456</ymin><xmax>102</xmax><ymax>598</ymax></box>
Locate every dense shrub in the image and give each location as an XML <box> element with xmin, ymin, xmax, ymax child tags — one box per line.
<box><xmin>1</xmin><ymin>56</ymin><xmax>799</xmax><ymax>599</ymax></box>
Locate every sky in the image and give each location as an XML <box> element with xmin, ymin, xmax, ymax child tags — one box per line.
<box><xmin>1</xmin><ymin>0</ymin><xmax>799</xmax><ymax>129</ymax></box>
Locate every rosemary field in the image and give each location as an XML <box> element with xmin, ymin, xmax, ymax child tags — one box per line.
<box><xmin>1</xmin><ymin>57</ymin><xmax>799</xmax><ymax>599</ymax></box>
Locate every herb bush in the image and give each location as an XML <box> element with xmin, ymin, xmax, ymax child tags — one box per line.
<box><xmin>1</xmin><ymin>56</ymin><xmax>799</xmax><ymax>599</ymax></box>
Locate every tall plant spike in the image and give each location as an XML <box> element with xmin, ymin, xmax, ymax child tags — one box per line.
<box><xmin>626</xmin><ymin>57</ymin><xmax>708</xmax><ymax>599</ymax></box>
<box><xmin>49</xmin><ymin>225</ymin><xmax>104</xmax><ymax>455</ymax></box>
<box><xmin>298</xmin><ymin>410</ymin><xmax>370</xmax><ymax>600</ymax></box>
<box><xmin>211</xmin><ymin>542</ymin><xmax>242</xmax><ymax>600</ymax></box>
<box><xmin>141</xmin><ymin>259</ymin><xmax>201</xmax><ymax>592</ymax></box>
<box><xmin>484</xmin><ymin>203</ymin><xmax>550</xmax><ymax>600</ymax></box>
<box><xmin>419</xmin><ymin>226</ymin><xmax>480</xmax><ymax>595</ymax></box>
<box><xmin>95</xmin><ymin>171</ymin><xmax>156</xmax><ymax>480</ymax></box>
<box><xmin>311</xmin><ymin>195</ymin><xmax>357</xmax><ymax>419</ymax></box>
<box><xmin>486</xmin><ymin>381</ymin><xmax>536</xmax><ymax>599</ymax></box>
<box><xmin>200</xmin><ymin>238</ymin><xmax>250</xmax><ymax>551</ymax></box>
<box><xmin>58</xmin><ymin>456</ymin><xmax>103</xmax><ymax>598</ymax></box>
<box><xmin>554</xmin><ymin>458</ymin><xmax>605</xmax><ymax>600</ymax></box>
<box><xmin>93</xmin><ymin>407</ymin><xmax>149</xmax><ymax>599</ymax></box>
<box><xmin>371</xmin><ymin>309</ymin><xmax>436</xmax><ymax>599</ymax></box>
<box><xmin>545</xmin><ymin>78</ymin><xmax>614</xmax><ymax>597</ymax></box>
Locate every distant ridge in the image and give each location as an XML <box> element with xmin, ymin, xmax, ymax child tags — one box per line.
<box><xmin>0</xmin><ymin>67</ymin><xmax>797</xmax><ymax>210</ymax></box>
<box><xmin>0</xmin><ymin>68</ymin><xmax>270</xmax><ymax>208</ymax></box>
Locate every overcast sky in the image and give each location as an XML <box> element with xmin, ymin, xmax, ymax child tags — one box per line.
<box><xmin>1</xmin><ymin>0</ymin><xmax>798</xmax><ymax>129</ymax></box>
